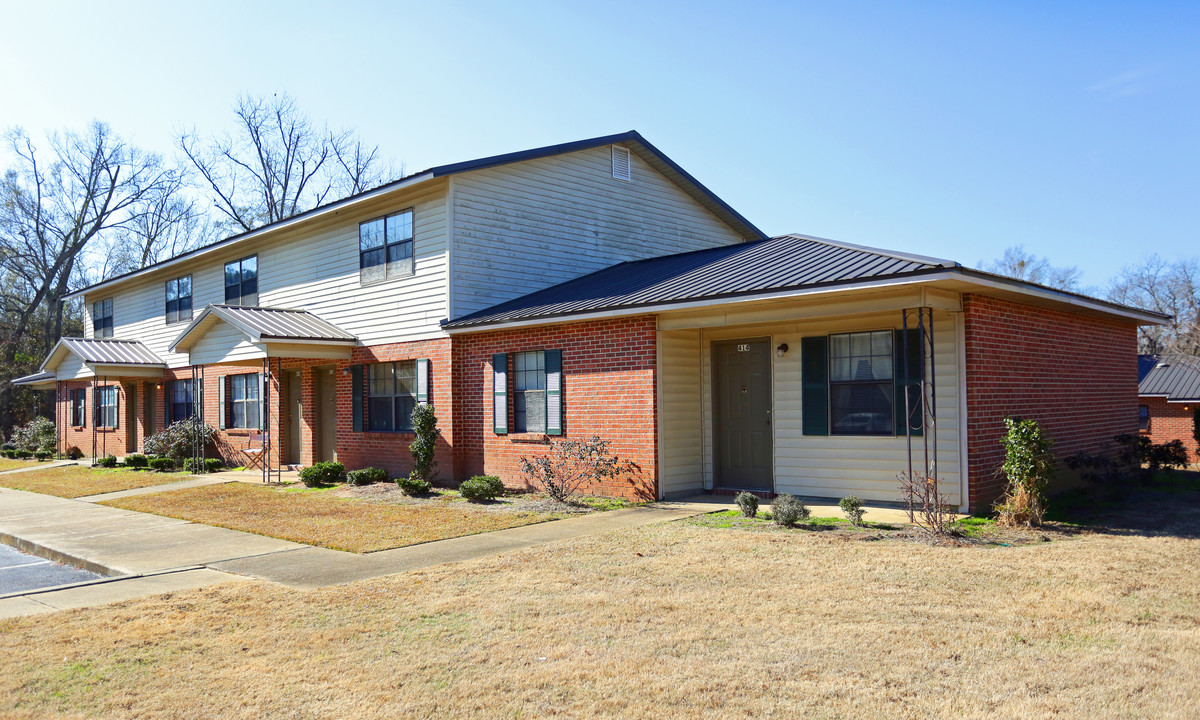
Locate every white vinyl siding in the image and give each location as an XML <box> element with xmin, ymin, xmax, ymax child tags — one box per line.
<box><xmin>450</xmin><ymin>145</ymin><xmax>745</xmax><ymax>318</ymax></box>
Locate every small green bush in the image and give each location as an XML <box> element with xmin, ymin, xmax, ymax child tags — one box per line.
<box><xmin>34</xmin><ymin>450</ymin><xmax>53</xmax><ymax>461</ymax></box>
<box><xmin>839</xmin><ymin>495</ymin><xmax>866</xmax><ymax>526</ymax></box>
<box><xmin>95</xmin><ymin>455</ymin><xmax>118</xmax><ymax>468</ymax></box>
<box><xmin>67</xmin><ymin>447</ymin><xmax>84</xmax><ymax>460</ymax></box>
<box><xmin>15</xmin><ymin>449</ymin><xmax>33</xmax><ymax>460</ymax></box>
<box><xmin>771</xmin><ymin>493</ymin><xmax>810</xmax><ymax>527</ymax></box>
<box><xmin>460</xmin><ymin>475</ymin><xmax>504</xmax><ymax>501</ymax></box>
<box><xmin>300</xmin><ymin>461</ymin><xmax>345</xmax><ymax>487</ymax></box>
<box><xmin>347</xmin><ymin>467</ymin><xmax>388</xmax><ymax>486</ymax></box>
<box><xmin>735</xmin><ymin>491</ymin><xmax>759</xmax><ymax>518</ymax></box>
<box><xmin>205</xmin><ymin>458</ymin><xmax>225</xmax><ymax>473</ymax></box>
<box><xmin>143</xmin><ymin>417</ymin><xmax>216</xmax><ymax>462</ymax></box>
<box><xmin>396</xmin><ymin>471</ymin><xmax>431</xmax><ymax>496</ymax></box>
<box><xmin>12</xmin><ymin>417</ymin><xmax>56</xmax><ymax>453</ymax></box>
<box><xmin>148</xmin><ymin>457</ymin><xmax>176</xmax><ymax>472</ymax></box>
<box><xmin>124</xmin><ymin>454</ymin><xmax>149</xmax><ymax>469</ymax></box>
<box><xmin>1</xmin><ymin>449</ymin><xmax>15</xmax><ymax>459</ymax></box>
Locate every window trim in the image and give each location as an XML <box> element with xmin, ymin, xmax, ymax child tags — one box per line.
<box><xmin>165</xmin><ymin>275</ymin><xmax>193</xmax><ymax>325</ymax></box>
<box><xmin>513</xmin><ymin>350</ymin><xmax>547</xmax><ymax>434</ymax></box>
<box><xmin>226</xmin><ymin>373</ymin><xmax>261</xmax><ymax>429</ymax></box>
<box><xmin>224</xmin><ymin>255</ymin><xmax>259</xmax><ymax>307</ymax></box>
<box><xmin>71</xmin><ymin>388</ymin><xmax>86</xmax><ymax>427</ymax></box>
<box><xmin>358</xmin><ymin>208</ymin><xmax>415</xmax><ymax>285</ymax></box>
<box><xmin>95</xmin><ymin>385</ymin><xmax>118</xmax><ymax>429</ymax></box>
<box><xmin>366</xmin><ymin>360</ymin><xmax>418</xmax><ymax>432</ymax></box>
<box><xmin>92</xmin><ymin>298</ymin><xmax>114</xmax><ymax>338</ymax></box>
<box><xmin>827</xmin><ymin>329</ymin><xmax>895</xmax><ymax>437</ymax></box>
<box><xmin>168</xmin><ymin>379</ymin><xmax>196</xmax><ymax>424</ymax></box>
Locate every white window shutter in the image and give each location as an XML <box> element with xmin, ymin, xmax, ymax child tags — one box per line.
<box><xmin>545</xmin><ymin>350</ymin><xmax>563</xmax><ymax>436</ymax></box>
<box><xmin>218</xmin><ymin>377</ymin><xmax>227</xmax><ymax>430</ymax></box>
<box><xmin>493</xmin><ymin>353</ymin><xmax>508</xmax><ymax>435</ymax></box>
<box><xmin>258</xmin><ymin>373</ymin><xmax>266</xmax><ymax>430</ymax></box>
<box><xmin>611</xmin><ymin>145</ymin><xmax>631</xmax><ymax>180</ymax></box>
<box><xmin>416</xmin><ymin>358</ymin><xmax>430</xmax><ymax>405</ymax></box>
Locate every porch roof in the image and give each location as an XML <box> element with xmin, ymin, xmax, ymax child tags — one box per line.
<box><xmin>10</xmin><ymin>371</ymin><xmax>56</xmax><ymax>389</ymax></box>
<box><xmin>1138</xmin><ymin>353</ymin><xmax>1200</xmax><ymax>402</ymax></box>
<box><xmin>170</xmin><ymin>304</ymin><xmax>358</xmax><ymax>355</ymax></box>
<box><xmin>41</xmin><ymin>337</ymin><xmax>167</xmax><ymax>373</ymax></box>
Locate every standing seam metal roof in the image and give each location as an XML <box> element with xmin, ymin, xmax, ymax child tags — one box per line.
<box><xmin>1138</xmin><ymin>354</ymin><xmax>1200</xmax><ymax>401</ymax></box>
<box><xmin>169</xmin><ymin>305</ymin><xmax>358</xmax><ymax>353</ymax></box>
<box><xmin>444</xmin><ymin>234</ymin><xmax>958</xmax><ymax>328</ymax></box>
<box><xmin>55</xmin><ymin>338</ymin><xmax>166</xmax><ymax>366</ymax></box>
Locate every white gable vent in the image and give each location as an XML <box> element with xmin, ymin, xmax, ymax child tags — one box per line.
<box><xmin>611</xmin><ymin>145</ymin><xmax>631</xmax><ymax>180</ymax></box>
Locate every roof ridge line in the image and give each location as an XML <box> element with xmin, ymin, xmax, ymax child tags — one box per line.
<box><xmin>783</xmin><ymin>233</ymin><xmax>959</xmax><ymax>269</ymax></box>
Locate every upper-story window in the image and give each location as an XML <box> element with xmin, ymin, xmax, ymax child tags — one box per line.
<box><xmin>92</xmin><ymin>298</ymin><xmax>113</xmax><ymax>338</ymax></box>
<box><xmin>165</xmin><ymin>275</ymin><xmax>193</xmax><ymax>324</ymax></box>
<box><xmin>359</xmin><ymin>209</ymin><xmax>413</xmax><ymax>284</ymax></box>
<box><xmin>224</xmin><ymin>256</ymin><xmax>258</xmax><ymax>306</ymax></box>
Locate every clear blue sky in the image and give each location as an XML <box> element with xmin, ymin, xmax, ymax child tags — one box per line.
<box><xmin>2</xmin><ymin>1</ymin><xmax>1196</xmax><ymax>287</ymax></box>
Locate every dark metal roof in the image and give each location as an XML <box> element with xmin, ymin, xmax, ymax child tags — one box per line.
<box><xmin>444</xmin><ymin>234</ymin><xmax>959</xmax><ymax>329</ymax></box>
<box><xmin>43</xmin><ymin>338</ymin><xmax>166</xmax><ymax>369</ymax></box>
<box><xmin>11</xmin><ymin>371</ymin><xmax>55</xmax><ymax>386</ymax></box>
<box><xmin>170</xmin><ymin>305</ymin><xmax>358</xmax><ymax>352</ymax></box>
<box><xmin>66</xmin><ymin>131</ymin><xmax>764</xmax><ymax>300</ymax></box>
<box><xmin>1138</xmin><ymin>354</ymin><xmax>1200</xmax><ymax>401</ymax></box>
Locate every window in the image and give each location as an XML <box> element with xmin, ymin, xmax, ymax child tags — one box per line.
<box><xmin>829</xmin><ymin>330</ymin><xmax>894</xmax><ymax>436</ymax></box>
<box><xmin>93</xmin><ymin>298</ymin><xmax>113</xmax><ymax>338</ymax></box>
<box><xmin>1139</xmin><ymin>404</ymin><xmax>1151</xmax><ymax>432</ymax></box>
<box><xmin>368</xmin><ymin>361</ymin><xmax>417</xmax><ymax>431</ymax></box>
<box><xmin>169</xmin><ymin>379</ymin><xmax>196</xmax><ymax>423</ymax></box>
<box><xmin>71</xmin><ymin>389</ymin><xmax>86</xmax><ymax>426</ymax></box>
<box><xmin>228</xmin><ymin>374</ymin><xmax>260</xmax><ymax>429</ymax></box>
<box><xmin>165</xmin><ymin>275</ymin><xmax>193</xmax><ymax>324</ymax></box>
<box><xmin>513</xmin><ymin>351</ymin><xmax>546</xmax><ymax>433</ymax></box>
<box><xmin>359</xmin><ymin>209</ymin><xmax>413</xmax><ymax>284</ymax></box>
<box><xmin>224</xmin><ymin>256</ymin><xmax>258</xmax><ymax>306</ymax></box>
<box><xmin>95</xmin><ymin>385</ymin><xmax>118</xmax><ymax>428</ymax></box>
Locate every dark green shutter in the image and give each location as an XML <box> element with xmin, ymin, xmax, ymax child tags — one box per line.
<box><xmin>493</xmin><ymin>353</ymin><xmax>508</xmax><ymax>435</ymax></box>
<box><xmin>218</xmin><ymin>377</ymin><xmax>227</xmax><ymax>430</ymax></box>
<box><xmin>93</xmin><ymin>387</ymin><xmax>100</xmax><ymax>426</ymax></box>
<box><xmin>801</xmin><ymin>337</ymin><xmax>829</xmax><ymax>436</ymax></box>
<box><xmin>416</xmin><ymin>358</ymin><xmax>430</xmax><ymax>405</ymax></box>
<box><xmin>351</xmin><ymin>365</ymin><xmax>364</xmax><ymax>432</ymax></box>
<box><xmin>894</xmin><ymin>329</ymin><xmax>924</xmax><ymax>437</ymax></box>
<box><xmin>545</xmin><ymin>349</ymin><xmax>562</xmax><ymax>436</ymax></box>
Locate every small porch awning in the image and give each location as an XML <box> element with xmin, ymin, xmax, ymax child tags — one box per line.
<box><xmin>169</xmin><ymin>304</ymin><xmax>358</xmax><ymax>363</ymax></box>
<box><xmin>41</xmin><ymin>337</ymin><xmax>167</xmax><ymax>380</ymax></box>
<box><xmin>10</xmin><ymin>371</ymin><xmax>57</xmax><ymax>390</ymax></box>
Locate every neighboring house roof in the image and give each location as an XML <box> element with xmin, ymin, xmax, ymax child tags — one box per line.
<box><xmin>443</xmin><ymin>234</ymin><xmax>1165</xmax><ymax>330</ymax></box>
<box><xmin>41</xmin><ymin>337</ymin><xmax>167</xmax><ymax>372</ymax></box>
<box><xmin>170</xmin><ymin>304</ymin><xmax>358</xmax><ymax>353</ymax></box>
<box><xmin>1138</xmin><ymin>354</ymin><xmax>1200</xmax><ymax>402</ymax></box>
<box><xmin>10</xmin><ymin>371</ymin><xmax>56</xmax><ymax>389</ymax></box>
<box><xmin>65</xmin><ymin>131</ymin><xmax>764</xmax><ymax>301</ymax></box>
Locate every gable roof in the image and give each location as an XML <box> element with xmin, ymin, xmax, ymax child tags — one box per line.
<box><xmin>65</xmin><ymin>131</ymin><xmax>763</xmax><ymax>301</ymax></box>
<box><xmin>41</xmin><ymin>337</ymin><xmax>166</xmax><ymax>372</ymax></box>
<box><xmin>10</xmin><ymin>371</ymin><xmax>56</xmax><ymax>388</ymax></box>
<box><xmin>1139</xmin><ymin>354</ymin><xmax>1200</xmax><ymax>402</ymax></box>
<box><xmin>170</xmin><ymin>305</ymin><xmax>358</xmax><ymax>353</ymax></box>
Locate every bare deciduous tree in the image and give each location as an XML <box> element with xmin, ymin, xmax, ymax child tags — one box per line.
<box><xmin>980</xmin><ymin>244</ymin><xmax>1083</xmax><ymax>291</ymax></box>
<box><xmin>1107</xmin><ymin>255</ymin><xmax>1200</xmax><ymax>355</ymax></box>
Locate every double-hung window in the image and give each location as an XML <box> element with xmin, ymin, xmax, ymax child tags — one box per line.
<box><xmin>359</xmin><ymin>209</ymin><xmax>413</xmax><ymax>284</ymax></box>
<box><xmin>1139</xmin><ymin>404</ymin><xmax>1151</xmax><ymax>432</ymax></box>
<box><xmin>93</xmin><ymin>298</ymin><xmax>113</xmax><ymax>338</ymax></box>
<box><xmin>71</xmin><ymin>389</ymin><xmax>86</xmax><ymax>426</ymax></box>
<box><xmin>513</xmin><ymin>351</ymin><xmax>547</xmax><ymax>433</ymax></box>
<box><xmin>169</xmin><ymin>379</ymin><xmax>195</xmax><ymax>424</ymax></box>
<box><xmin>829</xmin><ymin>330</ymin><xmax>895</xmax><ymax>436</ymax></box>
<box><xmin>224</xmin><ymin>256</ymin><xmax>258</xmax><ymax>306</ymax></box>
<box><xmin>95</xmin><ymin>386</ymin><xmax>118</xmax><ymax>428</ymax></box>
<box><xmin>228</xmin><ymin>374</ymin><xmax>260</xmax><ymax>429</ymax></box>
<box><xmin>165</xmin><ymin>275</ymin><xmax>193</xmax><ymax>324</ymax></box>
<box><xmin>368</xmin><ymin>361</ymin><xmax>417</xmax><ymax>431</ymax></box>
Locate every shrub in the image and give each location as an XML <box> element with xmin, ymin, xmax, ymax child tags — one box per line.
<box><xmin>67</xmin><ymin>446</ymin><xmax>84</xmax><ymax>460</ymax></box>
<box><xmin>34</xmin><ymin>450</ymin><xmax>52</xmax><ymax>461</ymax></box>
<box><xmin>143</xmin><ymin>417</ymin><xmax>216</xmax><ymax>462</ymax></box>
<box><xmin>396</xmin><ymin>471</ymin><xmax>431</xmax><ymax>496</ymax></box>
<box><xmin>409</xmin><ymin>404</ymin><xmax>440</xmax><ymax>483</ymax></box>
<box><xmin>15</xmin><ymin>449</ymin><xmax>33</xmax><ymax>460</ymax></box>
<box><xmin>519</xmin><ymin>435</ymin><xmax>629</xmax><ymax>503</ymax></box>
<box><xmin>184</xmin><ymin>457</ymin><xmax>227</xmax><ymax>474</ymax></box>
<box><xmin>0</xmin><ymin>442</ymin><xmax>14</xmax><ymax>452</ymax></box>
<box><xmin>347</xmin><ymin>467</ymin><xmax>388</xmax><ymax>486</ymax></box>
<box><xmin>1</xmin><ymin>449</ymin><xmax>15</xmax><ymax>459</ymax></box>
<box><xmin>734</xmin><ymin>491</ymin><xmax>759</xmax><ymax>518</ymax></box>
<box><xmin>771</xmin><ymin>494</ymin><xmax>810</xmax><ymax>527</ymax></box>
<box><xmin>839</xmin><ymin>495</ymin><xmax>866</xmax><ymax>526</ymax></box>
<box><xmin>95</xmin><ymin>455</ymin><xmax>118</xmax><ymax>468</ymax></box>
<box><xmin>995</xmin><ymin>417</ymin><xmax>1055</xmax><ymax>527</ymax></box>
<box><xmin>460</xmin><ymin>475</ymin><xmax>504</xmax><ymax>501</ymax></box>
<box><xmin>11</xmin><ymin>417</ymin><xmax>56</xmax><ymax>453</ymax></box>
<box><xmin>148</xmin><ymin>457</ymin><xmax>176</xmax><ymax>472</ymax></box>
<box><xmin>299</xmin><ymin>461</ymin><xmax>345</xmax><ymax>488</ymax></box>
<box><xmin>124</xmin><ymin>454</ymin><xmax>149</xmax><ymax>469</ymax></box>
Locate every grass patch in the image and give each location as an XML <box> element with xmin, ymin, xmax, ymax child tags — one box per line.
<box><xmin>0</xmin><ymin>465</ymin><xmax>193</xmax><ymax>498</ymax></box>
<box><xmin>0</xmin><ymin>458</ymin><xmax>42</xmax><ymax>472</ymax></box>
<box><xmin>572</xmin><ymin>495</ymin><xmax>639</xmax><ymax>512</ymax></box>
<box><xmin>102</xmin><ymin>482</ymin><xmax>571</xmax><ymax>552</ymax></box>
<box><xmin>688</xmin><ymin>509</ymin><xmax>874</xmax><ymax>533</ymax></box>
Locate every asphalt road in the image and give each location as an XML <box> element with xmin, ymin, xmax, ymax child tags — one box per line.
<box><xmin>0</xmin><ymin>544</ymin><xmax>101</xmax><ymax>594</ymax></box>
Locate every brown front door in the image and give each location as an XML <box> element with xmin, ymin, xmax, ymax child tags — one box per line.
<box><xmin>143</xmin><ymin>382</ymin><xmax>156</xmax><ymax>440</ymax></box>
<box><xmin>713</xmin><ymin>338</ymin><xmax>773</xmax><ymax>490</ymax></box>
<box><xmin>284</xmin><ymin>370</ymin><xmax>301</xmax><ymax>465</ymax></box>
<box><xmin>315</xmin><ymin>367</ymin><xmax>337</xmax><ymax>462</ymax></box>
<box><xmin>125</xmin><ymin>384</ymin><xmax>138</xmax><ymax>453</ymax></box>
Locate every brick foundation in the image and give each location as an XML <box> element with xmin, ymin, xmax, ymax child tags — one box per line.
<box><xmin>963</xmin><ymin>294</ymin><xmax>1140</xmax><ymax>513</ymax></box>
<box><xmin>1140</xmin><ymin>396</ymin><xmax>1200</xmax><ymax>463</ymax></box>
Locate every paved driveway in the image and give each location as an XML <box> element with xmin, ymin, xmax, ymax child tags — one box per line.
<box><xmin>0</xmin><ymin>544</ymin><xmax>100</xmax><ymax>594</ymax></box>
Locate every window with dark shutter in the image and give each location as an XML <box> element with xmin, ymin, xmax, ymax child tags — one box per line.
<box><xmin>367</xmin><ymin>361</ymin><xmax>418</xmax><ymax>431</ymax></box>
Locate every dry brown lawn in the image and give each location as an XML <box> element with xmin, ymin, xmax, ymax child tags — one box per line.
<box><xmin>101</xmin><ymin>482</ymin><xmax>570</xmax><ymax>552</ymax></box>
<box><xmin>2</xmin><ymin>489</ymin><xmax>1199</xmax><ymax>720</ymax></box>
<box><xmin>0</xmin><ymin>458</ymin><xmax>40</xmax><ymax>472</ymax></box>
<box><xmin>0</xmin><ymin>465</ymin><xmax>192</xmax><ymax>498</ymax></box>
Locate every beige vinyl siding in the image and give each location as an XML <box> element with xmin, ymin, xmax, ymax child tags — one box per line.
<box><xmin>186</xmin><ymin>321</ymin><xmax>264</xmax><ymax>366</ymax></box>
<box><xmin>56</xmin><ymin>353</ymin><xmax>88</xmax><ymax>380</ymax></box>
<box><xmin>85</xmin><ymin>180</ymin><xmax>450</xmax><ymax>367</ymax></box>
<box><xmin>450</xmin><ymin>145</ymin><xmax>745</xmax><ymax>319</ymax></box>
<box><xmin>684</xmin><ymin>311</ymin><xmax>963</xmax><ymax>507</ymax></box>
<box><xmin>658</xmin><ymin>329</ymin><xmax>704</xmax><ymax>497</ymax></box>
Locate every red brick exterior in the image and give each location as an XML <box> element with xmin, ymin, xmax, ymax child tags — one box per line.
<box><xmin>452</xmin><ymin>316</ymin><xmax>659</xmax><ymax>501</ymax></box>
<box><xmin>963</xmin><ymin>294</ymin><xmax>1140</xmax><ymax>513</ymax></box>
<box><xmin>1140</xmin><ymin>396</ymin><xmax>1200</xmax><ymax>463</ymax></box>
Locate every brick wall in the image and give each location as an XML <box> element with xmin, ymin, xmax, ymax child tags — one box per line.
<box><xmin>451</xmin><ymin>316</ymin><xmax>658</xmax><ymax>501</ymax></box>
<box><xmin>963</xmin><ymin>294</ymin><xmax>1140</xmax><ymax>513</ymax></box>
<box><xmin>55</xmin><ymin>379</ymin><xmax>133</xmax><ymax>458</ymax></box>
<box><xmin>1141</xmin><ymin>396</ymin><xmax>1200</xmax><ymax>463</ymax></box>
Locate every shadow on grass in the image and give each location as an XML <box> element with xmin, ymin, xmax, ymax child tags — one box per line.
<box><xmin>1045</xmin><ymin>470</ymin><xmax>1200</xmax><ymax>540</ymax></box>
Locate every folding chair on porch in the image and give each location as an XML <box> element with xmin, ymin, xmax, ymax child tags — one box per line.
<box><xmin>241</xmin><ymin>433</ymin><xmax>266</xmax><ymax>471</ymax></box>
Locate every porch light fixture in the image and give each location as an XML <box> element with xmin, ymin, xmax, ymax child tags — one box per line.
<box><xmin>776</xmin><ymin>343</ymin><xmax>789</xmax><ymax>357</ymax></box>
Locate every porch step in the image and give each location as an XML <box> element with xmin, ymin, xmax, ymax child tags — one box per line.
<box><xmin>709</xmin><ymin>488</ymin><xmax>775</xmax><ymax>500</ymax></box>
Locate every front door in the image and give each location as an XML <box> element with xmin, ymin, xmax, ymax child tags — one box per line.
<box><xmin>713</xmin><ymin>338</ymin><xmax>773</xmax><ymax>490</ymax></box>
<box><xmin>143</xmin><ymin>382</ymin><xmax>156</xmax><ymax>440</ymax></box>
<box><xmin>315</xmin><ymin>367</ymin><xmax>337</xmax><ymax>462</ymax></box>
<box><xmin>125</xmin><ymin>384</ymin><xmax>138</xmax><ymax>453</ymax></box>
<box><xmin>284</xmin><ymin>370</ymin><xmax>301</xmax><ymax>465</ymax></box>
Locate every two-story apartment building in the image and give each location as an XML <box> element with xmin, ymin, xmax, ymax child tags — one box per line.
<box><xmin>16</xmin><ymin>131</ymin><xmax>1165</xmax><ymax>513</ymax></box>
